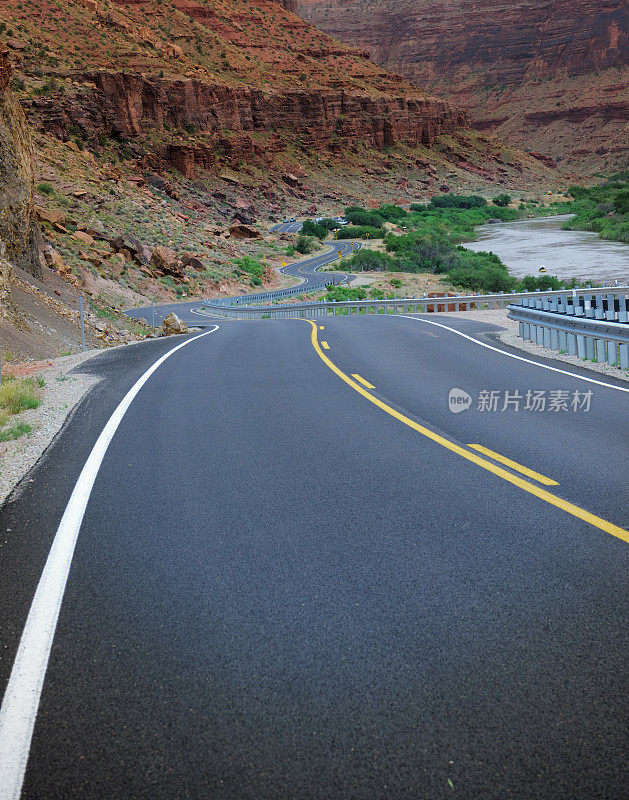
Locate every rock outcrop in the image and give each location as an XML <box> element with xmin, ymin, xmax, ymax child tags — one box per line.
<box><xmin>25</xmin><ymin>71</ymin><xmax>466</xmax><ymax>168</ymax></box>
<box><xmin>6</xmin><ymin>0</ymin><xmax>473</xmax><ymax>180</ymax></box>
<box><xmin>0</xmin><ymin>46</ymin><xmax>40</xmax><ymax>277</ymax></box>
<box><xmin>298</xmin><ymin>0</ymin><xmax>629</xmax><ymax>171</ymax></box>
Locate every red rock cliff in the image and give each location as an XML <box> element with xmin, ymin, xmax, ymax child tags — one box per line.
<box><xmin>298</xmin><ymin>0</ymin><xmax>629</xmax><ymax>172</ymax></box>
<box><xmin>23</xmin><ymin>71</ymin><xmax>467</xmax><ymax>176</ymax></box>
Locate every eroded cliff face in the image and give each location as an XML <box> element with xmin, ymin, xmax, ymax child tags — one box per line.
<box><xmin>0</xmin><ymin>46</ymin><xmax>40</xmax><ymax>279</ymax></box>
<box><xmin>298</xmin><ymin>0</ymin><xmax>629</xmax><ymax>172</ymax></box>
<box><xmin>23</xmin><ymin>71</ymin><xmax>467</xmax><ymax>177</ymax></box>
<box><xmin>4</xmin><ymin>0</ymin><xmax>470</xmax><ymax>179</ymax></box>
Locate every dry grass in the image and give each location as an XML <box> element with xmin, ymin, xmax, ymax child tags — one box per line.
<box><xmin>0</xmin><ymin>377</ymin><xmax>42</xmax><ymax>416</ymax></box>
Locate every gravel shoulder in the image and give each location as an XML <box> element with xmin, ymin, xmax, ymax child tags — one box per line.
<box><xmin>0</xmin><ymin>350</ymin><xmax>105</xmax><ymax>504</ymax></box>
<box><xmin>440</xmin><ymin>308</ymin><xmax>629</xmax><ymax>383</ymax></box>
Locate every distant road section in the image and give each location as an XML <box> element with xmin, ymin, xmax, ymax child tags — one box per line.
<box><xmin>126</xmin><ymin>225</ymin><xmax>360</xmax><ymax>326</ymax></box>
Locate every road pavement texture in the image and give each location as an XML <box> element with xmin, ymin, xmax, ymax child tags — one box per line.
<box><xmin>0</xmin><ymin>315</ymin><xmax>627</xmax><ymax>799</ymax></box>
<box><xmin>126</xmin><ymin>233</ymin><xmax>359</xmax><ymax>327</ymax></box>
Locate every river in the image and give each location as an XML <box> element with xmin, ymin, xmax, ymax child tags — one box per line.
<box><xmin>462</xmin><ymin>214</ymin><xmax>629</xmax><ymax>284</ymax></box>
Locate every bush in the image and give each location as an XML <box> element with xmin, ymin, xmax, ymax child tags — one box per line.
<box><xmin>336</xmin><ymin>225</ymin><xmax>383</xmax><ymax>240</ymax></box>
<box><xmin>613</xmin><ymin>189</ymin><xmax>629</xmax><ymax>215</ymax></box>
<box><xmin>232</xmin><ymin>255</ymin><xmax>266</xmax><ymax>279</ymax></box>
<box><xmin>376</xmin><ymin>204</ymin><xmax>407</xmax><ymax>221</ymax></box>
<box><xmin>37</xmin><ymin>182</ymin><xmax>55</xmax><ymax>196</ymax></box>
<box><xmin>493</xmin><ymin>193</ymin><xmax>512</xmax><ymax>207</ymax></box>
<box><xmin>519</xmin><ymin>275</ymin><xmax>563</xmax><ymax>291</ymax></box>
<box><xmin>295</xmin><ymin>235</ymin><xmax>316</xmax><ymax>254</ymax></box>
<box><xmin>301</xmin><ymin>219</ymin><xmax>328</xmax><ymax>239</ymax></box>
<box><xmin>319</xmin><ymin>218</ymin><xmax>342</xmax><ymax>231</ymax></box>
<box><xmin>430</xmin><ymin>194</ymin><xmax>487</xmax><ymax>209</ymax></box>
<box><xmin>325</xmin><ymin>285</ymin><xmax>368</xmax><ymax>302</ymax></box>
<box><xmin>345</xmin><ymin>249</ymin><xmax>394</xmax><ymax>271</ymax></box>
<box><xmin>409</xmin><ymin>203</ymin><xmax>426</xmax><ymax>211</ymax></box>
<box><xmin>344</xmin><ymin>209</ymin><xmax>385</xmax><ymax>228</ymax></box>
<box><xmin>389</xmin><ymin>278</ymin><xmax>402</xmax><ymax>288</ymax></box>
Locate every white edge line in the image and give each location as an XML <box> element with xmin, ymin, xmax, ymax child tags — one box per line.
<box><xmin>397</xmin><ymin>314</ymin><xmax>629</xmax><ymax>393</ymax></box>
<box><xmin>0</xmin><ymin>326</ymin><xmax>219</xmax><ymax>800</ymax></box>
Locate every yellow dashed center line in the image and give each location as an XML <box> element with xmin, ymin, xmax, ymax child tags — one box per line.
<box><xmin>351</xmin><ymin>373</ymin><xmax>376</xmax><ymax>389</ymax></box>
<box><xmin>305</xmin><ymin>320</ymin><xmax>628</xmax><ymax>544</ymax></box>
<box><xmin>466</xmin><ymin>444</ymin><xmax>559</xmax><ymax>486</ymax></box>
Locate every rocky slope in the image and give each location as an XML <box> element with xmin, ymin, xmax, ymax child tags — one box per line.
<box><xmin>0</xmin><ymin>0</ymin><xmax>565</xmax><ymax>366</ymax></box>
<box><xmin>298</xmin><ymin>0</ymin><xmax>629</xmax><ymax>173</ymax></box>
<box><xmin>0</xmin><ymin>46</ymin><xmax>40</xmax><ymax>279</ymax></box>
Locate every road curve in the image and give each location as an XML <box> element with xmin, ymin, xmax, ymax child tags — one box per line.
<box><xmin>126</xmin><ymin>228</ymin><xmax>360</xmax><ymax>326</ymax></box>
<box><xmin>0</xmin><ymin>314</ymin><xmax>627</xmax><ymax>799</ymax></box>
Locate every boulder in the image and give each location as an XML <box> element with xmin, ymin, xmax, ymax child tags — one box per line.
<box><xmin>229</xmin><ymin>224</ymin><xmax>261</xmax><ymax>239</ymax></box>
<box><xmin>281</xmin><ymin>172</ymin><xmax>302</xmax><ymax>188</ymax></box>
<box><xmin>36</xmin><ymin>208</ymin><xmax>66</xmax><ymax>226</ymax></box>
<box><xmin>160</xmin><ymin>312</ymin><xmax>189</xmax><ymax>336</ymax></box>
<box><xmin>150</xmin><ymin>245</ymin><xmax>186</xmax><ymax>281</ymax></box>
<box><xmin>181</xmin><ymin>253</ymin><xmax>205</xmax><ymax>271</ymax></box>
<box><xmin>73</xmin><ymin>230</ymin><xmax>95</xmax><ymax>246</ymax></box>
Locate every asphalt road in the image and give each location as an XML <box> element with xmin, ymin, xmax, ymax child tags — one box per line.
<box><xmin>126</xmin><ymin>234</ymin><xmax>360</xmax><ymax>327</ymax></box>
<box><xmin>0</xmin><ymin>315</ymin><xmax>627</xmax><ymax>799</ymax></box>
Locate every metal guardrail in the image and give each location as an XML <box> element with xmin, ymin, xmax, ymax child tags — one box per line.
<box><xmin>507</xmin><ymin>291</ymin><xmax>629</xmax><ymax>369</ymax></box>
<box><xmin>194</xmin><ymin>286</ymin><xmax>629</xmax><ymax>321</ymax></box>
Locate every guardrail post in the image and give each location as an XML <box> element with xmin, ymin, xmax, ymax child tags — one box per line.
<box><xmin>567</xmin><ymin>332</ymin><xmax>577</xmax><ymax>356</ymax></box>
<box><xmin>594</xmin><ymin>294</ymin><xmax>604</xmax><ymax>321</ymax></box>
<box><xmin>618</xmin><ymin>294</ymin><xmax>628</xmax><ymax>323</ymax></box>
<box><xmin>576</xmin><ymin>332</ymin><xmax>586</xmax><ymax>359</ymax></box>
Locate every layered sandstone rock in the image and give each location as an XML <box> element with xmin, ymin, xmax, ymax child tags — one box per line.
<box><xmin>23</xmin><ymin>71</ymin><xmax>467</xmax><ymax>177</ymax></box>
<box><xmin>298</xmin><ymin>0</ymin><xmax>629</xmax><ymax>171</ymax></box>
<box><xmin>0</xmin><ymin>47</ymin><xmax>40</xmax><ymax>277</ymax></box>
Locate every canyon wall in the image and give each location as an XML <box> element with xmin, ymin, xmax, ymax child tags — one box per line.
<box><xmin>298</xmin><ymin>0</ymin><xmax>629</xmax><ymax>171</ymax></box>
<box><xmin>0</xmin><ymin>46</ymin><xmax>40</xmax><ymax>279</ymax></box>
<box><xmin>23</xmin><ymin>71</ymin><xmax>468</xmax><ymax>176</ymax></box>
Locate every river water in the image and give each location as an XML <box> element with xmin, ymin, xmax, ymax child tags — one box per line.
<box><xmin>462</xmin><ymin>214</ymin><xmax>629</xmax><ymax>284</ymax></box>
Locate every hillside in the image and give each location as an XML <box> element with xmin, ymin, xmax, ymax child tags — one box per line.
<box><xmin>0</xmin><ymin>0</ymin><xmax>565</xmax><ymax>364</ymax></box>
<box><xmin>298</xmin><ymin>0</ymin><xmax>629</xmax><ymax>174</ymax></box>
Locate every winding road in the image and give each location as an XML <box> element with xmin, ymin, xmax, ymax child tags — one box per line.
<box><xmin>0</xmin><ymin>310</ymin><xmax>627</xmax><ymax>799</ymax></box>
<box><xmin>126</xmin><ymin>227</ymin><xmax>360</xmax><ymax>327</ymax></box>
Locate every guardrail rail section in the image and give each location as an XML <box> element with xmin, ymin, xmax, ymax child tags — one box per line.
<box><xmin>507</xmin><ymin>291</ymin><xmax>629</xmax><ymax>369</ymax></box>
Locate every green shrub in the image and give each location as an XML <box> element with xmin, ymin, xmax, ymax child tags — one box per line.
<box><xmin>430</xmin><ymin>194</ymin><xmax>487</xmax><ymax>209</ymax></box>
<box><xmin>336</xmin><ymin>225</ymin><xmax>383</xmax><ymax>240</ymax></box>
<box><xmin>613</xmin><ymin>189</ymin><xmax>629</xmax><ymax>215</ymax></box>
<box><xmin>493</xmin><ymin>193</ymin><xmax>512</xmax><ymax>207</ymax></box>
<box><xmin>301</xmin><ymin>220</ymin><xmax>328</xmax><ymax>239</ymax></box>
<box><xmin>325</xmin><ymin>285</ymin><xmax>368</xmax><ymax>302</ymax></box>
<box><xmin>389</xmin><ymin>278</ymin><xmax>403</xmax><ymax>288</ymax></box>
<box><xmin>344</xmin><ymin>209</ymin><xmax>385</xmax><ymax>228</ymax></box>
<box><xmin>345</xmin><ymin>249</ymin><xmax>394</xmax><ymax>271</ymax></box>
<box><xmin>376</xmin><ymin>204</ymin><xmax>407</xmax><ymax>221</ymax></box>
<box><xmin>232</xmin><ymin>255</ymin><xmax>265</xmax><ymax>278</ymax></box>
<box><xmin>519</xmin><ymin>275</ymin><xmax>563</xmax><ymax>292</ymax></box>
<box><xmin>295</xmin><ymin>235</ymin><xmax>316</xmax><ymax>254</ymax></box>
<box><xmin>319</xmin><ymin>218</ymin><xmax>342</xmax><ymax>230</ymax></box>
<box><xmin>37</xmin><ymin>182</ymin><xmax>55</xmax><ymax>196</ymax></box>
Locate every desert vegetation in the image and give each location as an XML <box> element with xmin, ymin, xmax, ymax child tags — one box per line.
<box><xmin>563</xmin><ymin>175</ymin><xmax>629</xmax><ymax>243</ymax></box>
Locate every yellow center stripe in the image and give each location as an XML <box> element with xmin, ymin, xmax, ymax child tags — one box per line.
<box><xmin>351</xmin><ymin>373</ymin><xmax>376</xmax><ymax>389</ymax></box>
<box><xmin>305</xmin><ymin>320</ymin><xmax>628</xmax><ymax>543</ymax></box>
<box><xmin>321</xmin><ymin>341</ymin><xmax>330</xmax><ymax>350</ymax></box>
<box><xmin>467</xmin><ymin>444</ymin><xmax>559</xmax><ymax>486</ymax></box>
